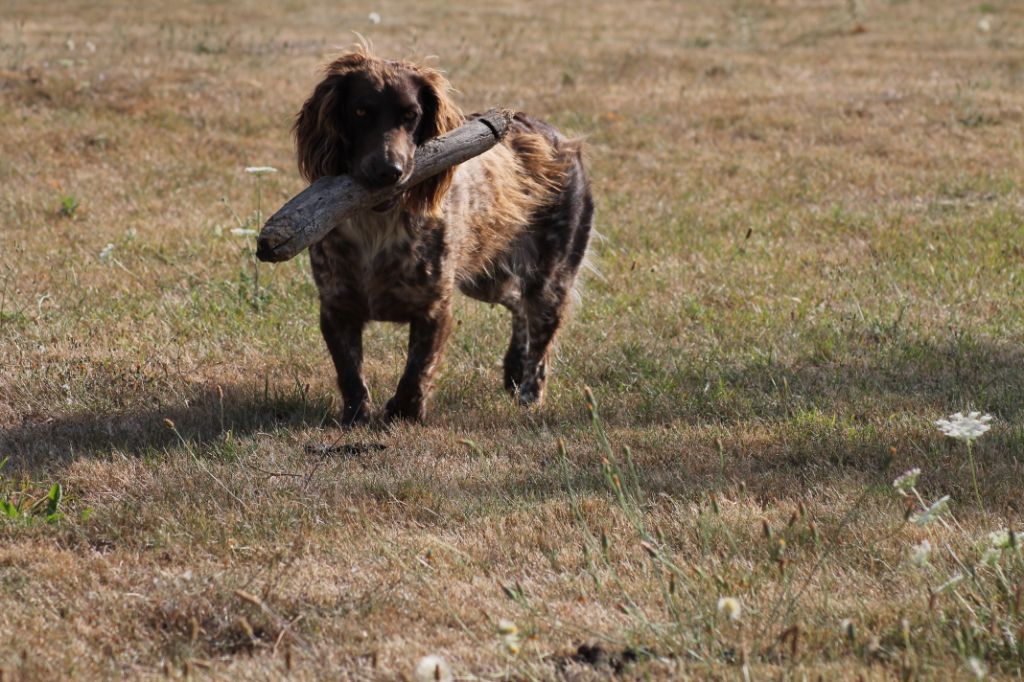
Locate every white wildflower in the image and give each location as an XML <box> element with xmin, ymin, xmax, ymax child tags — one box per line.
<box><xmin>980</xmin><ymin>548</ymin><xmax>1002</xmax><ymax>567</ymax></box>
<box><xmin>230</xmin><ymin>228</ymin><xmax>258</xmax><ymax>237</ymax></box>
<box><xmin>967</xmin><ymin>656</ymin><xmax>987</xmax><ymax>679</ymax></box>
<box><xmin>977</xmin><ymin>17</ymin><xmax>992</xmax><ymax>33</ymax></box>
<box><xmin>717</xmin><ymin>596</ymin><xmax>742</xmax><ymax>622</ymax></box>
<box><xmin>413</xmin><ymin>655</ymin><xmax>452</xmax><ymax>682</ymax></box>
<box><xmin>99</xmin><ymin>243</ymin><xmax>115</xmax><ymax>261</ymax></box>
<box><xmin>935</xmin><ymin>412</ymin><xmax>993</xmax><ymax>443</ymax></box>
<box><xmin>892</xmin><ymin>468</ymin><xmax>921</xmax><ymax>495</ymax></box>
<box><xmin>368</xmin><ymin>11</ymin><xmax>382</xmax><ymax>24</ymax></box>
<box><xmin>988</xmin><ymin>529</ymin><xmax>1016</xmax><ymax>550</ymax></box>
<box><xmin>244</xmin><ymin>166</ymin><xmax>278</xmax><ymax>175</ymax></box>
<box><xmin>913</xmin><ymin>495</ymin><xmax>951</xmax><ymax>526</ymax></box>
<box><xmin>910</xmin><ymin>539</ymin><xmax>932</xmax><ymax>567</ymax></box>
<box><xmin>66</xmin><ymin>39</ymin><xmax>75</xmax><ymax>51</ymax></box>
<box><xmin>498</xmin><ymin>619</ymin><xmax>521</xmax><ymax>654</ymax></box>
<box><xmin>85</xmin><ymin>41</ymin><xmax>96</xmax><ymax>53</ymax></box>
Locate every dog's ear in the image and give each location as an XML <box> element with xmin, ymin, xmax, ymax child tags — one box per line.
<box><xmin>405</xmin><ymin>67</ymin><xmax>463</xmax><ymax>216</ymax></box>
<box><xmin>294</xmin><ymin>54</ymin><xmax>371</xmax><ymax>182</ymax></box>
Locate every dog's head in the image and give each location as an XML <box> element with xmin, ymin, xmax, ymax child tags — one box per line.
<box><xmin>294</xmin><ymin>53</ymin><xmax>462</xmax><ymax>215</ymax></box>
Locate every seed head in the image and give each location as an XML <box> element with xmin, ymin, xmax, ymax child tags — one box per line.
<box><xmin>717</xmin><ymin>596</ymin><xmax>742</xmax><ymax>622</ymax></box>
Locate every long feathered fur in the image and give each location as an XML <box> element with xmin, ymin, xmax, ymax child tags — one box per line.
<box><xmin>294</xmin><ymin>52</ymin><xmax>594</xmax><ymax>423</ymax></box>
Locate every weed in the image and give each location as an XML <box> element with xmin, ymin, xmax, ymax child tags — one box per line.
<box><xmin>58</xmin><ymin>194</ymin><xmax>79</xmax><ymax>219</ymax></box>
<box><xmin>0</xmin><ymin>459</ymin><xmax>64</xmax><ymax>524</ymax></box>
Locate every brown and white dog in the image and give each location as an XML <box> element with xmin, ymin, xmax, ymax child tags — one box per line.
<box><xmin>294</xmin><ymin>52</ymin><xmax>594</xmax><ymax>425</ymax></box>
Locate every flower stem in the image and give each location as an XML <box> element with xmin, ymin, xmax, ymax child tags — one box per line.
<box><xmin>966</xmin><ymin>441</ymin><xmax>983</xmax><ymax>510</ymax></box>
<box><xmin>253</xmin><ymin>176</ymin><xmax>262</xmax><ymax>309</ymax></box>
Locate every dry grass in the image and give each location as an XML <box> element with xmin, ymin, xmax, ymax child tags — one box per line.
<box><xmin>2</xmin><ymin>0</ymin><xmax>1024</xmax><ymax>679</ymax></box>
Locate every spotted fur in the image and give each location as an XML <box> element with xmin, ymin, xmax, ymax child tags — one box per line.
<box><xmin>296</xmin><ymin>52</ymin><xmax>594</xmax><ymax>425</ymax></box>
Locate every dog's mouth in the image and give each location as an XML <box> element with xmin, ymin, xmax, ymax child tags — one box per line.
<box><xmin>370</xmin><ymin>171</ymin><xmax>413</xmax><ymax>212</ymax></box>
<box><xmin>372</xmin><ymin>195</ymin><xmax>401</xmax><ymax>212</ymax></box>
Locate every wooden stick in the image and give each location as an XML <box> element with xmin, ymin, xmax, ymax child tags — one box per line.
<box><xmin>255</xmin><ymin>108</ymin><xmax>516</xmax><ymax>263</ymax></box>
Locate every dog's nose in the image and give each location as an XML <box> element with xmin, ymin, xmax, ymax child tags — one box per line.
<box><xmin>369</xmin><ymin>162</ymin><xmax>403</xmax><ymax>186</ymax></box>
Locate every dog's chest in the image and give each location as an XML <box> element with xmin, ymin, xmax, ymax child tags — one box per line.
<box><xmin>309</xmin><ymin>211</ymin><xmax>446</xmax><ymax>320</ymax></box>
<box><xmin>335</xmin><ymin>211</ymin><xmax>410</xmax><ymax>264</ymax></box>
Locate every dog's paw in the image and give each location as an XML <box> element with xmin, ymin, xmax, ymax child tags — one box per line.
<box><xmin>383</xmin><ymin>395</ymin><xmax>426</xmax><ymax>423</ymax></box>
<box><xmin>515</xmin><ymin>388</ymin><xmax>544</xmax><ymax>407</ymax></box>
<box><xmin>503</xmin><ymin>357</ymin><xmax>525</xmax><ymax>395</ymax></box>
<box><xmin>514</xmin><ymin>379</ymin><xmax>546</xmax><ymax>407</ymax></box>
<box><xmin>340</xmin><ymin>402</ymin><xmax>372</xmax><ymax>429</ymax></box>
<box><xmin>515</xmin><ymin>361</ymin><xmax>547</xmax><ymax>406</ymax></box>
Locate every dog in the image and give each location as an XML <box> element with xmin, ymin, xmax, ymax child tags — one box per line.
<box><xmin>293</xmin><ymin>51</ymin><xmax>594</xmax><ymax>425</ymax></box>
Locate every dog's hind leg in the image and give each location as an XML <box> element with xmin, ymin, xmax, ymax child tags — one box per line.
<box><xmin>320</xmin><ymin>309</ymin><xmax>371</xmax><ymax>427</ymax></box>
<box><xmin>515</xmin><ymin>153</ymin><xmax>595</xmax><ymax>406</ymax></box>
<box><xmin>503</xmin><ymin>305</ymin><xmax>529</xmax><ymax>395</ymax></box>
<box><xmin>516</xmin><ymin>279</ymin><xmax>572</xmax><ymax>406</ymax></box>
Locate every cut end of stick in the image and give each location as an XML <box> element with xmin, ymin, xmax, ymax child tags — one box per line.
<box><xmin>255</xmin><ymin>229</ymin><xmax>294</xmax><ymax>262</ymax></box>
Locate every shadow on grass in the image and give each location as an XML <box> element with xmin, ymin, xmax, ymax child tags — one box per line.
<box><xmin>0</xmin><ymin>382</ymin><xmax>336</xmax><ymax>474</ymax></box>
<box><xmin>3</xmin><ymin>336</ymin><xmax>1022</xmax><ymax>503</ymax></box>
<box><xmin>547</xmin><ymin>336</ymin><xmax>1024</xmax><ymax>428</ymax></box>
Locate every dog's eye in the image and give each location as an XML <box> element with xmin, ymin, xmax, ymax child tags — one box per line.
<box><xmin>354</xmin><ymin>107</ymin><xmax>367</xmax><ymax>117</ymax></box>
<box><xmin>403</xmin><ymin>110</ymin><xmax>418</xmax><ymax>121</ymax></box>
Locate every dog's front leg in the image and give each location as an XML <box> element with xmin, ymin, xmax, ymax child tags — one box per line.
<box><xmin>384</xmin><ymin>305</ymin><xmax>453</xmax><ymax>422</ymax></box>
<box><xmin>320</xmin><ymin>309</ymin><xmax>371</xmax><ymax>427</ymax></box>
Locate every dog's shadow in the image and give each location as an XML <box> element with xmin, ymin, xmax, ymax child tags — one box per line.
<box><xmin>0</xmin><ymin>383</ymin><xmax>339</xmax><ymax>474</ymax></box>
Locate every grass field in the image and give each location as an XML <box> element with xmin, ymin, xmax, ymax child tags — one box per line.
<box><xmin>2</xmin><ymin>0</ymin><xmax>1024</xmax><ymax>679</ymax></box>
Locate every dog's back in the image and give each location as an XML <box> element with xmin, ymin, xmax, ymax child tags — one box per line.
<box><xmin>447</xmin><ymin>113</ymin><xmax>591</xmax><ymax>294</ymax></box>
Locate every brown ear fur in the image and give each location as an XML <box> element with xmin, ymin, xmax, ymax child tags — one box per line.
<box><xmin>404</xmin><ymin>67</ymin><xmax>463</xmax><ymax>216</ymax></box>
<box><xmin>294</xmin><ymin>53</ymin><xmax>375</xmax><ymax>182</ymax></box>
<box><xmin>295</xmin><ymin>54</ymin><xmax>462</xmax><ymax>213</ymax></box>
